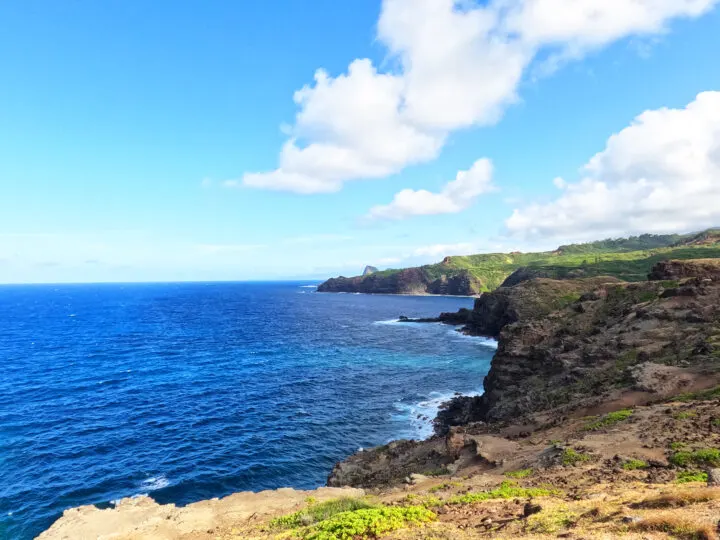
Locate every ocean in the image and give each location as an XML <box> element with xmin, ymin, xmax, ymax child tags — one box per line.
<box><xmin>0</xmin><ymin>282</ymin><xmax>495</xmax><ymax>539</ymax></box>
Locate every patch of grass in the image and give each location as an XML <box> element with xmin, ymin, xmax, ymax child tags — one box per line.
<box><xmin>674</xmin><ymin>410</ymin><xmax>699</xmax><ymax>420</ymax></box>
<box><xmin>676</xmin><ymin>385</ymin><xmax>720</xmax><ymax>402</ymax></box>
<box><xmin>505</xmin><ymin>468</ymin><xmax>533</xmax><ymax>479</ymax></box>
<box><xmin>304</xmin><ymin>506</ymin><xmax>436</xmax><ymax>540</ymax></box>
<box><xmin>446</xmin><ymin>481</ymin><xmax>557</xmax><ymax>505</ymax></box>
<box><xmin>271</xmin><ymin>498</ymin><xmax>376</xmax><ymax>529</ymax></box>
<box><xmin>676</xmin><ymin>471</ymin><xmax>710</xmax><ymax>484</ymax></box>
<box><xmin>631</xmin><ymin>515</ymin><xmax>717</xmax><ymax>539</ymax></box>
<box><xmin>670</xmin><ymin>448</ymin><xmax>720</xmax><ymax>468</ymax></box>
<box><xmin>634</xmin><ymin>488</ymin><xmax>720</xmax><ymax>508</ymax></box>
<box><xmin>428</xmin><ymin>482</ymin><xmax>460</xmax><ymax>493</ymax></box>
<box><xmin>671</xmin><ymin>441</ymin><xmax>689</xmax><ymax>451</ymax></box>
<box><xmin>584</xmin><ymin>409</ymin><xmax>633</xmax><ymax>430</ymax></box>
<box><xmin>561</xmin><ymin>448</ymin><xmax>593</xmax><ymax>466</ymax></box>
<box><xmin>526</xmin><ymin>505</ymin><xmax>578</xmax><ymax>534</ymax></box>
<box><xmin>713</xmin><ymin>418</ymin><xmax>720</xmax><ymax>427</ymax></box>
<box><xmin>622</xmin><ymin>459</ymin><xmax>649</xmax><ymax>470</ymax></box>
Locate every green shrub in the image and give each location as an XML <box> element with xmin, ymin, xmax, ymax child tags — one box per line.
<box><xmin>670</xmin><ymin>442</ymin><xmax>688</xmax><ymax>451</ymax></box>
<box><xmin>305</xmin><ymin>506</ymin><xmax>435</xmax><ymax>540</ymax></box>
<box><xmin>675</xmin><ymin>471</ymin><xmax>709</xmax><ymax>483</ymax></box>
<box><xmin>622</xmin><ymin>459</ymin><xmax>649</xmax><ymax>470</ymax></box>
<box><xmin>428</xmin><ymin>482</ymin><xmax>461</xmax><ymax>493</ymax></box>
<box><xmin>505</xmin><ymin>468</ymin><xmax>533</xmax><ymax>479</ymax></box>
<box><xmin>584</xmin><ymin>409</ymin><xmax>633</xmax><ymax>430</ymax></box>
<box><xmin>446</xmin><ymin>481</ymin><xmax>556</xmax><ymax>505</ymax></box>
<box><xmin>562</xmin><ymin>449</ymin><xmax>592</xmax><ymax>466</ymax></box>
<box><xmin>669</xmin><ymin>448</ymin><xmax>720</xmax><ymax>468</ymax></box>
<box><xmin>271</xmin><ymin>498</ymin><xmax>376</xmax><ymax>529</ymax></box>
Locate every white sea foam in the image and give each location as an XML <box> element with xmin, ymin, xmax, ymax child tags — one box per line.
<box><xmin>373</xmin><ymin>318</ymin><xmax>430</xmax><ymax>326</ymax></box>
<box><xmin>374</xmin><ymin>318</ymin><xmax>403</xmax><ymax>325</ymax></box>
<box><xmin>393</xmin><ymin>389</ymin><xmax>483</xmax><ymax>441</ymax></box>
<box><xmin>139</xmin><ymin>475</ymin><xmax>170</xmax><ymax>491</ymax></box>
<box><xmin>299</xmin><ymin>285</ymin><xmax>318</xmax><ymax>288</ymax></box>
<box><xmin>447</xmin><ymin>330</ymin><xmax>498</xmax><ymax>348</ymax></box>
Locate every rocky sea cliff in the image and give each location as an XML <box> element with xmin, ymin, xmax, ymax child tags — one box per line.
<box><xmin>41</xmin><ymin>259</ymin><xmax>720</xmax><ymax>539</ymax></box>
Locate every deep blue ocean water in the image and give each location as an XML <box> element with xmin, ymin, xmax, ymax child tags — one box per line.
<box><xmin>0</xmin><ymin>282</ymin><xmax>495</xmax><ymax>539</ymax></box>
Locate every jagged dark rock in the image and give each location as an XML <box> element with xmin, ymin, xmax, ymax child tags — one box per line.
<box><xmin>398</xmin><ymin>309</ymin><xmax>473</xmax><ymax>326</ymax></box>
<box><xmin>317</xmin><ymin>268</ymin><xmax>483</xmax><ymax>296</ymax></box>
<box><xmin>648</xmin><ymin>258</ymin><xmax>720</xmax><ymax>281</ymax></box>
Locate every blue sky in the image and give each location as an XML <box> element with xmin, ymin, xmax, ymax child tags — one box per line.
<box><xmin>2</xmin><ymin>0</ymin><xmax>720</xmax><ymax>283</ymax></box>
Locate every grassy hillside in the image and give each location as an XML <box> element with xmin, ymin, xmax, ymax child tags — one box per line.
<box><xmin>370</xmin><ymin>231</ymin><xmax>720</xmax><ymax>292</ymax></box>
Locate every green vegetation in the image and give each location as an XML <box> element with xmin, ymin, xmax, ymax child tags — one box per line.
<box><xmin>584</xmin><ymin>409</ymin><xmax>633</xmax><ymax>430</ymax></box>
<box><xmin>271</xmin><ymin>498</ymin><xmax>376</xmax><ymax>529</ymax></box>
<box><xmin>271</xmin><ymin>499</ymin><xmax>435</xmax><ymax>540</ymax></box>
<box><xmin>446</xmin><ymin>481</ymin><xmax>556</xmax><ymax>505</ymax></box>
<box><xmin>428</xmin><ymin>482</ymin><xmax>461</xmax><ymax>493</ymax></box>
<box><xmin>622</xmin><ymin>459</ymin><xmax>649</xmax><ymax>470</ymax></box>
<box><xmin>676</xmin><ymin>471</ymin><xmax>709</xmax><ymax>483</ymax></box>
<box><xmin>505</xmin><ymin>468</ymin><xmax>533</xmax><ymax>479</ymax></box>
<box><xmin>526</xmin><ymin>505</ymin><xmax>578</xmax><ymax>534</ymax></box>
<box><xmin>556</xmin><ymin>234</ymin><xmax>689</xmax><ymax>254</ymax></box>
<box><xmin>669</xmin><ymin>448</ymin><xmax>720</xmax><ymax>468</ymax></box>
<box><xmin>676</xmin><ymin>386</ymin><xmax>720</xmax><ymax>402</ymax></box>
<box><xmin>671</xmin><ymin>442</ymin><xmax>688</xmax><ymax>451</ymax></box>
<box><xmin>561</xmin><ymin>449</ymin><xmax>593</xmax><ymax>466</ymax></box>
<box><xmin>365</xmin><ymin>231</ymin><xmax>720</xmax><ymax>293</ymax></box>
<box><xmin>673</xmin><ymin>410</ymin><xmax>698</xmax><ymax>420</ymax></box>
<box><xmin>305</xmin><ymin>506</ymin><xmax>435</xmax><ymax>540</ymax></box>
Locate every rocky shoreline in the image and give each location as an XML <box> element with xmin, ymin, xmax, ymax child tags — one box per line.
<box><xmin>40</xmin><ymin>259</ymin><xmax>720</xmax><ymax>539</ymax></box>
<box><xmin>327</xmin><ymin>260</ymin><xmax>720</xmax><ymax>488</ymax></box>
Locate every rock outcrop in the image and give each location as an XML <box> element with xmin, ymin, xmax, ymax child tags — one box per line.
<box><xmin>462</xmin><ymin>276</ymin><xmax>621</xmax><ymax>338</ymax></box>
<box><xmin>38</xmin><ymin>486</ymin><xmax>365</xmax><ymax>540</ymax></box>
<box><xmin>461</xmin><ymin>267</ymin><xmax>720</xmax><ymax>425</ymax></box>
<box><xmin>330</xmin><ymin>260</ymin><xmax>720</xmax><ymax>487</ymax></box>
<box><xmin>362</xmin><ymin>265</ymin><xmax>379</xmax><ymax>276</ymax></box>
<box><xmin>648</xmin><ymin>258</ymin><xmax>720</xmax><ymax>281</ymax></box>
<box><xmin>317</xmin><ymin>268</ymin><xmax>483</xmax><ymax>296</ymax></box>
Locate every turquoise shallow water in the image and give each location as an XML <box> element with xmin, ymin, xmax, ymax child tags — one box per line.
<box><xmin>0</xmin><ymin>282</ymin><xmax>495</xmax><ymax>539</ymax></box>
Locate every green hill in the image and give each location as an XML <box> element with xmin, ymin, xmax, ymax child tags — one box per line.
<box><xmin>318</xmin><ymin>230</ymin><xmax>720</xmax><ymax>295</ymax></box>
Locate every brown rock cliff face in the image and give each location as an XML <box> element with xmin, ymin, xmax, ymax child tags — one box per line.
<box><xmin>648</xmin><ymin>258</ymin><xmax>720</xmax><ymax>281</ymax></box>
<box><xmin>463</xmin><ymin>276</ymin><xmax>622</xmax><ymax>338</ymax></box>
<box><xmin>449</xmin><ymin>267</ymin><xmax>720</xmax><ymax>427</ymax></box>
<box><xmin>328</xmin><ymin>260</ymin><xmax>720</xmax><ymax>487</ymax></box>
<box><xmin>317</xmin><ymin>268</ymin><xmax>482</xmax><ymax>295</ymax></box>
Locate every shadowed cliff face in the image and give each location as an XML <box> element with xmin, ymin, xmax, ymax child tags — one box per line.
<box><xmin>444</xmin><ymin>260</ymin><xmax>720</xmax><ymax>428</ymax></box>
<box><xmin>317</xmin><ymin>268</ymin><xmax>483</xmax><ymax>296</ymax></box>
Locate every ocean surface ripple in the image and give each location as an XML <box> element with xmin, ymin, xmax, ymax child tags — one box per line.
<box><xmin>0</xmin><ymin>282</ymin><xmax>494</xmax><ymax>539</ymax></box>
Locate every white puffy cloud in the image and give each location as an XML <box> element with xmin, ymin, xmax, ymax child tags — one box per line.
<box><xmin>367</xmin><ymin>158</ymin><xmax>494</xmax><ymax>220</ymax></box>
<box><xmin>506</xmin><ymin>91</ymin><xmax>720</xmax><ymax>241</ymax></box>
<box><xmin>504</xmin><ymin>0</ymin><xmax>715</xmax><ymax>49</ymax></box>
<box><xmin>244</xmin><ymin>0</ymin><xmax>718</xmax><ymax>194</ymax></box>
